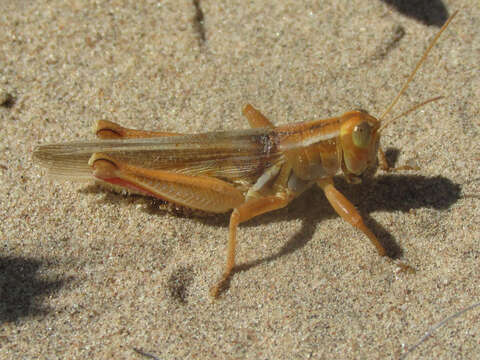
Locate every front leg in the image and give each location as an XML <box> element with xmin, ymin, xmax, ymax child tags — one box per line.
<box><xmin>210</xmin><ymin>194</ymin><xmax>291</xmax><ymax>298</ymax></box>
<box><xmin>378</xmin><ymin>148</ymin><xmax>419</xmax><ymax>172</ymax></box>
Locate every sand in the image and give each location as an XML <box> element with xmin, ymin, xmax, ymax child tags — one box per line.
<box><xmin>1</xmin><ymin>1</ymin><xmax>479</xmax><ymax>359</ymax></box>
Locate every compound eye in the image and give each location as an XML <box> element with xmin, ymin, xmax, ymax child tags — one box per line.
<box><xmin>352</xmin><ymin>121</ymin><xmax>372</xmax><ymax>148</ymax></box>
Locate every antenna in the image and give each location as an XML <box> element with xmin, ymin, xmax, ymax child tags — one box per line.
<box><xmin>378</xmin><ymin>96</ymin><xmax>443</xmax><ymax>132</ymax></box>
<box><xmin>378</xmin><ymin>11</ymin><xmax>458</xmax><ymax>129</ymax></box>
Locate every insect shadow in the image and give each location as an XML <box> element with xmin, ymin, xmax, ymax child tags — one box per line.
<box><xmin>193</xmin><ymin>167</ymin><xmax>460</xmax><ymax>292</ymax></box>
<box><xmin>230</xmin><ymin>172</ymin><xmax>460</xmax><ymax>276</ymax></box>
<box><xmin>81</xmin><ymin>149</ymin><xmax>461</xmax><ymax>276</ymax></box>
<box><xmin>0</xmin><ymin>256</ymin><xmax>68</xmax><ymax>324</ymax></box>
<box><xmin>380</xmin><ymin>0</ymin><xmax>449</xmax><ymax>27</ymax></box>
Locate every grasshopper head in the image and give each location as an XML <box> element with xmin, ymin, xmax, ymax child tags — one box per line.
<box><xmin>339</xmin><ymin>110</ymin><xmax>380</xmax><ymax>181</ymax></box>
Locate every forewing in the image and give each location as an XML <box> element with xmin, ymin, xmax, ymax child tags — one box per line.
<box><xmin>34</xmin><ymin>128</ymin><xmax>283</xmax><ymax>185</ymax></box>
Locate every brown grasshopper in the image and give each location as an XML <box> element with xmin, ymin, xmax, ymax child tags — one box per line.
<box><xmin>34</xmin><ymin>12</ymin><xmax>457</xmax><ymax>297</ymax></box>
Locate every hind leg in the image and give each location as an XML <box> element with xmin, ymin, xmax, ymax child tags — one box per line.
<box><xmin>95</xmin><ymin>120</ymin><xmax>181</xmax><ymax>139</ymax></box>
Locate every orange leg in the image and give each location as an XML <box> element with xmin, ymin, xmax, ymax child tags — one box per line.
<box><xmin>317</xmin><ymin>178</ymin><xmax>386</xmax><ymax>256</ymax></box>
<box><xmin>97</xmin><ymin>107</ymin><xmax>274</xmax><ymax>138</ymax></box>
<box><xmin>317</xmin><ymin>178</ymin><xmax>414</xmax><ymax>272</ymax></box>
<box><xmin>242</xmin><ymin>104</ymin><xmax>274</xmax><ymax>128</ymax></box>
<box><xmin>210</xmin><ymin>194</ymin><xmax>290</xmax><ymax>298</ymax></box>
<box><xmin>378</xmin><ymin>148</ymin><xmax>419</xmax><ymax>172</ymax></box>
<box><xmin>95</xmin><ymin>120</ymin><xmax>181</xmax><ymax>139</ymax></box>
<box><xmin>89</xmin><ymin>153</ymin><xmax>245</xmax><ymax>213</ymax></box>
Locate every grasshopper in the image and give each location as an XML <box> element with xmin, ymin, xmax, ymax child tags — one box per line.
<box><xmin>34</xmin><ymin>12</ymin><xmax>457</xmax><ymax>297</ymax></box>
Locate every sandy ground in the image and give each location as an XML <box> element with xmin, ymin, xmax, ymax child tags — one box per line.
<box><xmin>1</xmin><ymin>0</ymin><xmax>479</xmax><ymax>359</ymax></box>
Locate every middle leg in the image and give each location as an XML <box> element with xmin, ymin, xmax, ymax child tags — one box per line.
<box><xmin>210</xmin><ymin>194</ymin><xmax>290</xmax><ymax>297</ymax></box>
<box><xmin>242</xmin><ymin>104</ymin><xmax>274</xmax><ymax>128</ymax></box>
